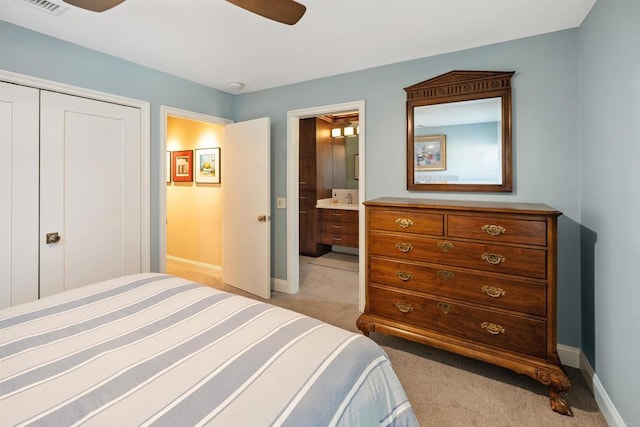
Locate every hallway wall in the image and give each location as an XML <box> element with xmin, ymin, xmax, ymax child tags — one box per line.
<box><xmin>166</xmin><ymin>116</ymin><xmax>224</xmax><ymax>268</ymax></box>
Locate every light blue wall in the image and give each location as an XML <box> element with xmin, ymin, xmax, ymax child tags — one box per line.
<box><xmin>579</xmin><ymin>0</ymin><xmax>640</xmax><ymax>424</ymax></box>
<box><xmin>416</xmin><ymin>122</ymin><xmax>500</xmax><ymax>183</ymax></box>
<box><xmin>235</xmin><ymin>30</ymin><xmax>582</xmax><ymax>348</ymax></box>
<box><xmin>3</xmin><ymin>7</ymin><xmax>638</xmax><ymax>422</ymax></box>
<box><xmin>0</xmin><ymin>20</ymin><xmax>235</xmax><ymax>272</ymax></box>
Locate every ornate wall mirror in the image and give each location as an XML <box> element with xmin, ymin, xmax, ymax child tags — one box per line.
<box><xmin>406</xmin><ymin>70</ymin><xmax>514</xmax><ymax>192</ymax></box>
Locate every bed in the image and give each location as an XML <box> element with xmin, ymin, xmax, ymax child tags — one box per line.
<box><xmin>0</xmin><ymin>273</ymin><xmax>418</xmax><ymax>426</ymax></box>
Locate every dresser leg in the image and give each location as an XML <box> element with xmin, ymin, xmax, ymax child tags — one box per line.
<box><xmin>537</xmin><ymin>368</ymin><xmax>573</xmax><ymax>416</ymax></box>
<box><xmin>356</xmin><ymin>316</ymin><xmax>374</xmax><ymax>337</ymax></box>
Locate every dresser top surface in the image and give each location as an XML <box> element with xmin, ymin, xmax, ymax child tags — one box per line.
<box><xmin>364</xmin><ymin>197</ymin><xmax>561</xmax><ymax>216</ymax></box>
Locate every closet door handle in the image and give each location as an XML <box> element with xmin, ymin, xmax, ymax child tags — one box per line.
<box><xmin>46</xmin><ymin>232</ymin><xmax>61</xmax><ymax>244</ymax></box>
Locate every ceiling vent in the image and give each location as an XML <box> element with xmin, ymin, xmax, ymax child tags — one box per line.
<box><xmin>14</xmin><ymin>0</ymin><xmax>70</xmax><ymax>15</ymax></box>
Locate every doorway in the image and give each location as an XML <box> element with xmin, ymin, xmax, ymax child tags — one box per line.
<box><xmin>160</xmin><ymin>108</ymin><xmax>272</xmax><ymax>300</ymax></box>
<box><xmin>159</xmin><ymin>106</ymin><xmax>231</xmax><ymax>276</ymax></box>
<box><xmin>286</xmin><ymin>101</ymin><xmax>366</xmax><ymax>312</ymax></box>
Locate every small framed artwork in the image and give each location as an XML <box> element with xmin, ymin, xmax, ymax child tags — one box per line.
<box><xmin>166</xmin><ymin>151</ymin><xmax>171</xmax><ymax>183</ymax></box>
<box><xmin>195</xmin><ymin>148</ymin><xmax>221</xmax><ymax>184</ymax></box>
<box><xmin>172</xmin><ymin>150</ymin><xmax>193</xmax><ymax>182</ymax></box>
<box><xmin>414</xmin><ymin>135</ymin><xmax>446</xmax><ymax>171</ymax></box>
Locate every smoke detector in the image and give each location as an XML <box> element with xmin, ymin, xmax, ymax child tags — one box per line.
<box><xmin>228</xmin><ymin>82</ymin><xmax>245</xmax><ymax>91</ymax></box>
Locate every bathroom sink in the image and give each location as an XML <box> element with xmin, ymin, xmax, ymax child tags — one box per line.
<box><xmin>316</xmin><ymin>198</ymin><xmax>359</xmax><ymax>210</ymax></box>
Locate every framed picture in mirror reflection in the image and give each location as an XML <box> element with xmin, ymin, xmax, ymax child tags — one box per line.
<box><xmin>414</xmin><ymin>135</ymin><xmax>446</xmax><ymax>171</ymax></box>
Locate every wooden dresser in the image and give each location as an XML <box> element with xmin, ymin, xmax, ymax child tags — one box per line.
<box><xmin>357</xmin><ymin>198</ymin><xmax>572</xmax><ymax>415</ymax></box>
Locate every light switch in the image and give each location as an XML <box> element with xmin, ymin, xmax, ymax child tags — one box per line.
<box><xmin>276</xmin><ymin>197</ymin><xmax>286</xmax><ymax>209</ymax></box>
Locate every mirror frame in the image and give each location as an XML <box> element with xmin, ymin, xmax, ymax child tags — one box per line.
<box><xmin>406</xmin><ymin>70</ymin><xmax>515</xmax><ymax>192</ymax></box>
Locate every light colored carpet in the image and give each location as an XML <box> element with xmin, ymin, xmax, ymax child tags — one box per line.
<box><xmin>167</xmin><ymin>257</ymin><xmax>607</xmax><ymax>427</ymax></box>
<box><xmin>305</xmin><ymin>252</ymin><xmax>359</xmax><ymax>272</ymax></box>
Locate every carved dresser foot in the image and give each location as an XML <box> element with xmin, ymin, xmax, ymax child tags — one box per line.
<box><xmin>537</xmin><ymin>369</ymin><xmax>573</xmax><ymax>416</ymax></box>
<box><xmin>356</xmin><ymin>316</ymin><xmax>374</xmax><ymax>337</ymax></box>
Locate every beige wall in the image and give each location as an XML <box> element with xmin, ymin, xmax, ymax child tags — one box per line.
<box><xmin>166</xmin><ymin>116</ymin><xmax>223</xmax><ymax>267</ymax></box>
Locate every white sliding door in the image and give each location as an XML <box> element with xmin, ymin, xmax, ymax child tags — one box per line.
<box><xmin>0</xmin><ymin>82</ymin><xmax>40</xmax><ymax>308</ymax></box>
<box><xmin>39</xmin><ymin>91</ymin><xmax>143</xmax><ymax>297</ymax></box>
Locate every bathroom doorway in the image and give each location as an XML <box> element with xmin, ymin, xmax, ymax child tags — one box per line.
<box><xmin>286</xmin><ymin>100</ymin><xmax>366</xmax><ymax>312</ymax></box>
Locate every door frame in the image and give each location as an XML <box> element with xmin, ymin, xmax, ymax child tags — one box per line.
<box><xmin>286</xmin><ymin>100</ymin><xmax>366</xmax><ymax>311</ymax></box>
<box><xmin>0</xmin><ymin>69</ymin><xmax>151</xmax><ymax>273</ymax></box>
<box><xmin>158</xmin><ymin>106</ymin><xmax>232</xmax><ymax>273</ymax></box>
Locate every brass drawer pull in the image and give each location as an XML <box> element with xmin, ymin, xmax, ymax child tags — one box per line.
<box><xmin>331</xmin><ymin>212</ymin><xmax>342</xmax><ymax>217</ymax></box>
<box><xmin>396</xmin><ymin>271</ymin><xmax>413</xmax><ymax>281</ymax></box>
<box><xmin>437</xmin><ymin>303</ymin><xmax>453</xmax><ymax>314</ymax></box>
<box><xmin>437</xmin><ymin>270</ymin><xmax>455</xmax><ymax>281</ymax></box>
<box><xmin>300</xmin><ymin>210</ymin><xmax>308</xmax><ymax>214</ymax></box>
<box><xmin>481</xmin><ymin>322</ymin><xmax>505</xmax><ymax>335</ymax></box>
<box><xmin>481</xmin><ymin>285</ymin><xmax>506</xmax><ymax>298</ymax></box>
<box><xmin>395</xmin><ymin>302</ymin><xmax>413</xmax><ymax>313</ymax></box>
<box><xmin>299</xmin><ymin>196</ymin><xmax>308</xmax><ymax>200</ymax></box>
<box><xmin>481</xmin><ymin>253</ymin><xmax>505</xmax><ymax>265</ymax></box>
<box><xmin>332</xmin><ymin>237</ymin><xmax>343</xmax><ymax>241</ymax></box>
<box><xmin>437</xmin><ymin>241</ymin><xmax>454</xmax><ymax>252</ymax></box>
<box><xmin>332</xmin><ymin>225</ymin><xmax>343</xmax><ymax>229</ymax></box>
<box><xmin>482</xmin><ymin>224</ymin><xmax>506</xmax><ymax>236</ymax></box>
<box><xmin>395</xmin><ymin>242</ymin><xmax>413</xmax><ymax>253</ymax></box>
<box><xmin>395</xmin><ymin>218</ymin><xmax>414</xmax><ymax>229</ymax></box>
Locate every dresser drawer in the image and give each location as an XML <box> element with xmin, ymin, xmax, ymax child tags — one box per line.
<box><xmin>369</xmin><ymin>232</ymin><xmax>547</xmax><ymax>279</ymax></box>
<box><xmin>369</xmin><ymin>286</ymin><xmax>547</xmax><ymax>357</ymax></box>
<box><xmin>448</xmin><ymin>215</ymin><xmax>547</xmax><ymax>246</ymax></box>
<box><xmin>369</xmin><ymin>257</ymin><xmax>546</xmax><ymax>317</ymax></box>
<box><xmin>369</xmin><ymin>209</ymin><xmax>444</xmax><ymax>236</ymax></box>
<box><xmin>319</xmin><ymin>209</ymin><xmax>358</xmax><ymax>223</ymax></box>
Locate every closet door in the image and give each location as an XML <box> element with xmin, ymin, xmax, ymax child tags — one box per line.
<box><xmin>0</xmin><ymin>82</ymin><xmax>39</xmax><ymax>308</ymax></box>
<box><xmin>39</xmin><ymin>91</ymin><xmax>142</xmax><ymax>297</ymax></box>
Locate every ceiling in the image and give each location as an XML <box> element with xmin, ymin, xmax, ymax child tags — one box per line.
<box><xmin>0</xmin><ymin>0</ymin><xmax>596</xmax><ymax>94</ymax></box>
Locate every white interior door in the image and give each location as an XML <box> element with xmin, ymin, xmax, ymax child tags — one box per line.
<box><xmin>223</xmin><ymin>117</ymin><xmax>271</xmax><ymax>299</ymax></box>
<box><xmin>0</xmin><ymin>82</ymin><xmax>39</xmax><ymax>308</ymax></box>
<box><xmin>39</xmin><ymin>90</ymin><xmax>142</xmax><ymax>297</ymax></box>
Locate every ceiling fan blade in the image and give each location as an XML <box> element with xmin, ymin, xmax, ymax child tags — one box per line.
<box><xmin>63</xmin><ymin>0</ymin><xmax>126</xmax><ymax>12</ymax></box>
<box><xmin>226</xmin><ymin>0</ymin><xmax>306</xmax><ymax>25</ymax></box>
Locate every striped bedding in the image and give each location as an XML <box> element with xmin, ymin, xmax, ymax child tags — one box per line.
<box><xmin>0</xmin><ymin>273</ymin><xmax>418</xmax><ymax>426</ymax></box>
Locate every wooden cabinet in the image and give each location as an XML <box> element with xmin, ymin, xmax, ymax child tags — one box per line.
<box><xmin>317</xmin><ymin>208</ymin><xmax>359</xmax><ymax>248</ymax></box>
<box><xmin>357</xmin><ymin>198</ymin><xmax>572</xmax><ymax>416</ymax></box>
<box><xmin>298</xmin><ymin>117</ymin><xmax>333</xmax><ymax>256</ymax></box>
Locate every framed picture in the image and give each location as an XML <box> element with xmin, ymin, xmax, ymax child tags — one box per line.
<box><xmin>414</xmin><ymin>135</ymin><xmax>446</xmax><ymax>171</ymax></box>
<box><xmin>166</xmin><ymin>151</ymin><xmax>171</xmax><ymax>183</ymax></box>
<box><xmin>195</xmin><ymin>147</ymin><xmax>221</xmax><ymax>184</ymax></box>
<box><xmin>172</xmin><ymin>150</ymin><xmax>193</xmax><ymax>182</ymax></box>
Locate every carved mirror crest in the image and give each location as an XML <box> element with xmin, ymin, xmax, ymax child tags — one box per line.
<box><xmin>406</xmin><ymin>70</ymin><xmax>514</xmax><ymax>192</ymax></box>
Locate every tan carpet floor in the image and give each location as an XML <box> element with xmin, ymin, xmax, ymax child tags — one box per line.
<box><xmin>167</xmin><ymin>254</ymin><xmax>607</xmax><ymax>427</ymax></box>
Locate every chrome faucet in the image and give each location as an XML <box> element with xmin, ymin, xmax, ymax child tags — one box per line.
<box><xmin>347</xmin><ymin>193</ymin><xmax>353</xmax><ymax>204</ymax></box>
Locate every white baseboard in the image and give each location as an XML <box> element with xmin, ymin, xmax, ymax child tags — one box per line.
<box><xmin>272</xmin><ymin>277</ymin><xmax>289</xmax><ymax>294</ymax></box>
<box><xmin>557</xmin><ymin>344</ymin><xmax>581</xmax><ymax>369</ymax></box>
<box><xmin>579</xmin><ymin>352</ymin><xmax>625</xmax><ymax>427</ymax></box>
<box><xmin>557</xmin><ymin>344</ymin><xmax>625</xmax><ymax>426</ymax></box>
<box><xmin>166</xmin><ymin>256</ymin><xmax>222</xmax><ymax>278</ymax></box>
<box><xmin>168</xmin><ymin>255</ymin><xmax>289</xmax><ymax>296</ymax></box>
